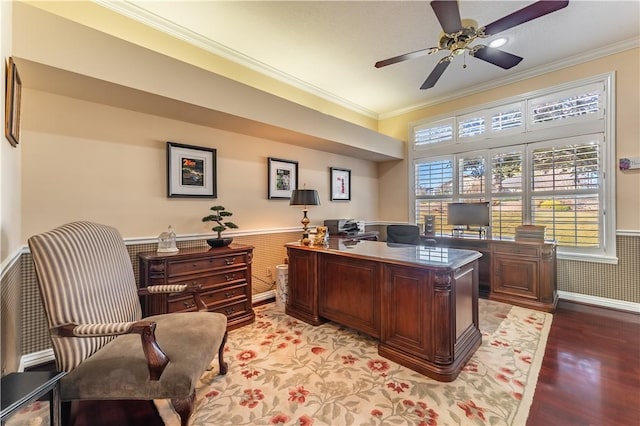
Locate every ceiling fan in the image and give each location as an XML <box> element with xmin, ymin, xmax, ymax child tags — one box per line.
<box><xmin>375</xmin><ymin>0</ymin><xmax>569</xmax><ymax>89</ymax></box>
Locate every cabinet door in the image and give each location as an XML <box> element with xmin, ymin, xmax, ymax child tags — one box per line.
<box><xmin>318</xmin><ymin>255</ymin><xmax>380</xmax><ymax>338</ymax></box>
<box><xmin>492</xmin><ymin>256</ymin><xmax>538</xmax><ymax>299</ymax></box>
<box><xmin>381</xmin><ymin>265</ymin><xmax>433</xmax><ymax>360</ymax></box>
<box><xmin>286</xmin><ymin>248</ymin><xmax>323</xmax><ymax>325</ymax></box>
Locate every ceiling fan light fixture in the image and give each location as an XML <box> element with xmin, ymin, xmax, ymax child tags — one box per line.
<box><xmin>375</xmin><ymin>0</ymin><xmax>570</xmax><ymax>89</ymax></box>
<box><xmin>489</xmin><ymin>37</ymin><xmax>508</xmax><ymax>48</ymax></box>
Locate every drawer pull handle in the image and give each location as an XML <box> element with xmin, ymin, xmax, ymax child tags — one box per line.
<box><xmin>224</xmin><ymin>308</ymin><xmax>235</xmax><ymax>315</ymax></box>
<box><xmin>183</xmin><ymin>302</ymin><xmax>194</xmax><ymax>308</ymax></box>
<box><xmin>224</xmin><ymin>291</ymin><xmax>236</xmax><ymax>298</ymax></box>
<box><xmin>225</xmin><ymin>273</ymin><xmax>236</xmax><ymax>281</ymax></box>
<box><xmin>225</xmin><ymin>257</ymin><xmax>236</xmax><ymax>265</ymax></box>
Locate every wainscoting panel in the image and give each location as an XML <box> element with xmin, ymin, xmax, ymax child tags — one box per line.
<box><xmin>15</xmin><ymin>233</ymin><xmax>639</xmax><ymax>358</ymax></box>
<box><xmin>1</xmin><ymin>255</ymin><xmax>22</xmax><ymax>374</ymax></box>
<box><xmin>19</xmin><ymin>231</ymin><xmax>301</xmax><ymax>355</ymax></box>
<box><xmin>558</xmin><ymin>234</ymin><xmax>640</xmax><ymax>303</ymax></box>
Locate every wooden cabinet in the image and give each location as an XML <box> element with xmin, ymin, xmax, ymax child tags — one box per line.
<box><xmin>138</xmin><ymin>245</ymin><xmax>255</xmax><ymax>330</ymax></box>
<box><xmin>434</xmin><ymin>236</ymin><xmax>557</xmax><ymax>312</ymax></box>
<box><xmin>491</xmin><ymin>241</ymin><xmax>557</xmax><ymax>312</ymax></box>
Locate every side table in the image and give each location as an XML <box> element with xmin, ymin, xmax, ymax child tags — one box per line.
<box><xmin>1</xmin><ymin>371</ymin><xmax>66</xmax><ymax>426</ymax></box>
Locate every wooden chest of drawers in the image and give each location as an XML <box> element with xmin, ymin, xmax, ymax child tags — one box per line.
<box><xmin>138</xmin><ymin>244</ymin><xmax>255</xmax><ymax>330</ymax></box>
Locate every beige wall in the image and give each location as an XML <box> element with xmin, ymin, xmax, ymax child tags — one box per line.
<box><xmin>24</xmin><ymin>0</ymin><xmax>377</xmax><ymax>130</ymax></box>
<box><xmin>1</xmin><ymin>0</ymin><xmax>22</xmax><ymax>262</ymax></box>
<box><xmin>1</xmin><ymin>0</ymin><xmax>22</xmax><ymax>374</ymax></box>
<box><xmin>378</xmin><ymin>48</ymin><xmax>640</xmax><ymax>231</ymax></box>
<box><xmin>21</xmin><ymin>89</ymin><xmax>379</xmax><ymax>240</ymax></box>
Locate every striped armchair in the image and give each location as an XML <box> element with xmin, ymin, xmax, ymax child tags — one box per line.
<box><xmin>28</xmin><ymin>221</ymin><xmax>228</xmax><ymax>426</ymax></box>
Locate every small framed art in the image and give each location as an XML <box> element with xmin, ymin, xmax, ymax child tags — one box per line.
<box><xmin>167</xmin><ymin>142</ymin><xmax>217</xmax><ymax>198</ymax></box>
<box><xmin>268</xmin><ymin>157</ymin><xmax>298</xmax><ymax>199</ymax></box>
<box><xmin>330</xmin><ymin>167</ymin><xmax>351</xmax><ymax>201</ymax></box>
<box><xmin>4</xmin><ymin>57</ymin><xmax>22</xmax><ymax>147</ymax></box>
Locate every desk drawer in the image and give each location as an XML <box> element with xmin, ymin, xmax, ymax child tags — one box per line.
<box><xmin>493</xmin><ymin>243</ymin><xmax>539</xmax><ymax>257</ymax></box>
<box><xmin>167</xmin><ymin>283</ymin><xmax>248</xmax><ymax>312</ymax></box>
<box><xmin>169</xmin><ymin>267</ymin><xmax>248</xmax><ymax>288</ymax></box>
<box><xmin>167</xmin><ymin>254</ymin><xmax>247</xmax><ymax>276</ymax></box>
<box><xmin>210</xmin><ymin>300</ymin><xmax>251</xmax><ymax>319</ymax></box>
<box><xmin>201</xmin><ymin>283</ymin><xmax>248</xmax><ymax>306</ymax></box>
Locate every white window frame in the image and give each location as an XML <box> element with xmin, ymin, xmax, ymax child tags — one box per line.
<box><xmin>412</xmin><ymin>117</ymin><xmax>454</xmax><ymax>150</ymax></box>
<box><xmin>408</xmin><ymin>73</ymin><xmax>617</xmax><ymax>264</ymax></box>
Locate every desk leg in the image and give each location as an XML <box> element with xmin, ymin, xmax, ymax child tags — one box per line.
<box><xmin>50</xmin><ymin>383</ymin><xmax>61</xmax><ymax>426</ymax></box>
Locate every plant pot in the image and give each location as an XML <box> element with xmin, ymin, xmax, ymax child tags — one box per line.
<box><xmin>207</xmin><ymin>237</ymin><xmax>233</xmax><ymax>248</ymax></box>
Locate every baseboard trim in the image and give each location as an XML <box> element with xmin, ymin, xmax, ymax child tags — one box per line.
<box><xmin>253</xmin><ymin>290</ymin><xmax>275</xmax><ymax>304</ymax></box>
<box><xmin>558</xmin><ymin>291</ymin><xmax>640</xmax><ymax>313</ymax></box>
<box><xmin>17</xmin><ymin>291</ymin><xmax>279</xmax><ymax>370</ymax></box>
<box><xmin>18</xmin><ymin>348</ymin><xmax>55</xmax><ymax>372</ymax></box>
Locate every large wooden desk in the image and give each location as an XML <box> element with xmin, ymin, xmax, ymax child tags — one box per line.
<box><xmin>432</xmin><ymin>236</ymin><xmax>558</xmax><ymax>312</ymax></box>
<box><xmin>285</xmin><ymin>239</ymin><xmax>482</xmax><ymax>382</ymax></box>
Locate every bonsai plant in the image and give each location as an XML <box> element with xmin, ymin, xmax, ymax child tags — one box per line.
<box><xmin>202</xmin><ymin>205</ymin><xmax>238</xmax><ymax>247</ymax></box>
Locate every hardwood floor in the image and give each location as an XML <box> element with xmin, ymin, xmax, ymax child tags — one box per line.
<box><xmin>527</xmin><ymin>300</ymin><xmax>640</xmax><ymax>426</ymax></box>
<box><xmin>34</xmin><ymin>299</ymin><xmax>640</xmax><ymax>425</ymax></box>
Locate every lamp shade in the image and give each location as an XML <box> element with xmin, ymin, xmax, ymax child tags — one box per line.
<box><xmin>290</xmin><ymin>189</ymin><xmax>320</xmax><ymax>206</ymax></box>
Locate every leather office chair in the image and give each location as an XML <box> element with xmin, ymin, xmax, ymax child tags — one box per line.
<box><xmin>386</xmin><ymin>224</ymin><xmax>422</xmax><ymax>245</ymax></box>
<box><xmin>28</xmin><ymin>221</ymin><xmax>228</xmax><ymax>426</ymax></box>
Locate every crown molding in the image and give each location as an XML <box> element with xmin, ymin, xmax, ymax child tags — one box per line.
<box><xmin>91</xmin><ymin>0</ymin><xmax>378</xmax><ymax>119</ymax></box>
<box><xmin>76</xmin><ymin>4</ymin><xmax>640</xmax><ymax>121</ymax></box>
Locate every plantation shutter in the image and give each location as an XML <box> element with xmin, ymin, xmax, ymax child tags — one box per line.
<box><xmin>415</xmin><ymin>159</ymin><xmax>454</xmax><ymax>235</ymax></box>
<box><xmin>490</xmin><ymin>150</ymin><xmax>524</xmax><ymax>239</ymax></box>
<box><xmin>530</xmin><ymin>137</ymin><xmax>601</xmax><ymax>248</ymax></box>
<box><xmin>528</xmin><ymin>83</ymin><xmax>604</xmax><ymax>129</ymax></box>
<box><xmin>413</xmin><ymin>119</ymin><xmax>454</xmax><ymax>147</ymax></box>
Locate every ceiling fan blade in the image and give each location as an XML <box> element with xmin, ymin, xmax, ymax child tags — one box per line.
<box><xmin>482</xmin><ymin>1</ymin><xmax>569</xmax><ymax>36</ymax></box>
<box><xmin>472</xmin><ymin>46</ymin><xmax>523</xmax><ymax>69</ymax></box>
<box><xmin>431</xmin><ymin>0</ymin><xmax>463</xmax><ymax>34</ymax></box>
<box><xmin>375</xmin><ymin>48</ymin><xmax>434</xmax><ymax>68</ymax></box>
<box><xmin>420</xmin><ymin>59</ymin><xmax>451</xmax><ymax>90</ymax></box>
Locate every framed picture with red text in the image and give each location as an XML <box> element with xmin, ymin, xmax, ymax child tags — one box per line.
<box><xmin>167</xmin><ymin>142</ymin><xmax>217</xmax><ymax>198</ymax></box>
<box><xmin>330</xmin><ymin>167</ymin><xmax>350</xmax><ymax>201</ymax></box>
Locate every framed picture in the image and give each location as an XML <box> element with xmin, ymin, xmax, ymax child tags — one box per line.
<box><xmin>4</xmin><ymin>57</ymin><xmax>22</xmax><ymax>147</ymax></box>
<box><xmin>330</xmin><ymin>167</ymin><xmax>351</xmax><ymax>201</ymax></box>
<box><xmin>268</xmin><ymin>157</ymin><xmax>298</xmax><ymax>199</ymax></box>
<box><xmin>167</xmin><ymin>142</ymin><xmax>217</xmax><ymax>198</ymax></box>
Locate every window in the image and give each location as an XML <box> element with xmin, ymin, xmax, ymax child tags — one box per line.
<box><xmin>491</xmin><ymin>149</ymin><xmax>523</xmax><ymax>239</ymax></box>
<box><xmin>410</xmin><ymin>75</ymin><xmax>615</xmax><ymax>262</ymax></box>
<box><xmin>458</xmin><ymin>154</ymin><xmax>486</xmax><ymax>197</ymax></box>
<box><xmin>530</xmin><ymin>137</ymin><xmax>601</xmax><ymax>248</ymax></box>
<box><xmin>458</xmin><ymin>115</ymin><xmax>485</xmax><ymax>139</ymax></box>
<box><xmin>415</xmin><ymin>158</ymin><xmax>453</xmax><ymax>235</ymax></box>
<box><xmin>413</xmin><ymin>118</ymin><xmax>453</xmax><ymax>147</ymax></box>
<box><xmin>528</xmin><ymin>83</ymin><xmax>604</xmax><ymax>129</ymax></box>
<box><xmin>457</xmin><ymin>102</ymin><xmax>524</xmax><ymax>142</ymax></box>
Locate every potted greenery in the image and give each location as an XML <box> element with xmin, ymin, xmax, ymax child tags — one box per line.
<box><xmin>202</xmin><ymin>205</ymin><xmax>238</xmax><ymax>247</ymax></box>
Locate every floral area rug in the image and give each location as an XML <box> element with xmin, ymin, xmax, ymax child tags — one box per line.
<box><xmin>156</xmin><ymin>299</ymin><xmax>552</xmax><ymax>426</ymax></box>
<box><xmin>6</xmin><ymin>299</ymin><xmax>550</xmax><ymax>426</ymax></box>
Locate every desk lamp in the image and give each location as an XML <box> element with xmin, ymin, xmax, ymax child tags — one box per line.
<box><xmin>290</xmin><ymin>189</ymin><xmax>320</xmax><ymax>245</ymax></box>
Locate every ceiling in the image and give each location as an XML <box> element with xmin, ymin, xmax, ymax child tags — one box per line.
<box><xmin>96</xmin><ymin>1</ymin><xmax>639</xmax><ymax>118</ymax></box>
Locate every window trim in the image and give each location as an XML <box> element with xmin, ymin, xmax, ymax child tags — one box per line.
<box><xmin>408</xmin><ymin>73</ymin><xmax>617</xmax><ymax>263</ymax></box>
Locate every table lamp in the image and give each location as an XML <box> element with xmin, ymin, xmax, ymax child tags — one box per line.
<box><xmin>290</xmin><ymin>189</ymin><xmax>320</xmax><ymax>245</ymax></box>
